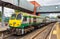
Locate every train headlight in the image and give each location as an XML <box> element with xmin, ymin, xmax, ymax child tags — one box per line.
<box><xmin>13</xmin><ymin>22</ymin><xmax>16</xmax><ymax>24</ymax></box>
<box><xmin>17</xmin><ymin>24</ymin><xmax>19</xmax><ymax>25</ymax></box>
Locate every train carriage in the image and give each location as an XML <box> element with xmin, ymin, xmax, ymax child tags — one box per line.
<box><xmin>9</xmin><ymin>12</ymin><xmax>45</xmax><ymax>35</ymax></box>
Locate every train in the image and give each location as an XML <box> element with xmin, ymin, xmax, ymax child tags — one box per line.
<box><xmin>9</xmin><ymin>12</ymin><xmax>55</xmax><ymax>35</ymax></box>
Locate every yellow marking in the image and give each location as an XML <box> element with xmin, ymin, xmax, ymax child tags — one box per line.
<box><xmin>56</xmin><ymin>22</ymin><xmax>60</xmax><ymax>39</ymax></box>
<box><xmin>49</xmin><ymin>22</ymin><xmax>60</xmax><ymax>39</ymax></box>
<box><xmin>53</xmin><ymin>30</ymin><xmax>57</xmax><ymax>34</ymax></box>
<box><xmin>9</xmin><ymin>20</ymin><xmax>22</xmax><ymax>27</ymax></box>
<box><xmin>49</xmin><ymin>22</ymin><xmax>57</xmax><ymax>39</ymax></box>
<box><xmin>52</xmin><ymin>22</ymin><xmax>60</xmax><ymax>39</ymax></box>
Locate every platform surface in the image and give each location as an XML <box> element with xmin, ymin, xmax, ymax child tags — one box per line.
<box><xmin>0</xmin><ymin>22</ymin><xmax>9</xmax><ymax>31</ymax></box>
<box><xmin>49</xmin><ymin>22</ymin><xmax>60</xmax><ymax>39</ymax></box>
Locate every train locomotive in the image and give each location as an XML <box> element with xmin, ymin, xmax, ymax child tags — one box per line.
<box><xmin>9</xmin><ymin>12</ymin><xmax>49</xmax><ymax>35</ymax></box>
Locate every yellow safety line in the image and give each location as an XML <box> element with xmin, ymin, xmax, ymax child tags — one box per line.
<box><xmin>49</xmin><ymin>22</ymin><xmax>57</xmax><ymax>39</ymax></box>
<box><xmin>56</xmin><ymin>22</ymin><xmax>60</xmax><ymax>39</ymax></box>
<box><xmin>52</xmin><ymin>22</ymin><xmax>60</xmax><ymax>39</ymax></box>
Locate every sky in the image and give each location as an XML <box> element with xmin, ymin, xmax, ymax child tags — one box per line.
<box><xmin>27</xmin><ymin>0</ymin><xmax>60</xmax><ymax>6</ymax></box>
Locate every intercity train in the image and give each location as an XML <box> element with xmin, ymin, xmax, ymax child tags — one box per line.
<box><xmin>9</xmin><ymin>12</ymin><xmax>53</xmax><ymax>35</ymax></box>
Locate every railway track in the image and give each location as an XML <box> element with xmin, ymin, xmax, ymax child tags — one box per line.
<box><xmin>32</xmin><ymin>23</ymin><xmax>55</xmax><ymax>39</ymax></box>
<box><xmin>21</xmin><ymin>23</ymin><xmax>55</xmax><ymax>39</ymax></box>
<box><xmin>0</xmin><ymin>30</ymin><xmax>14</xmax><ymax>39</ymax></box>
<box><xmin>1</xmin><ymin>22</ymin><xmax>56</xmax><ymax>39</ymax></box>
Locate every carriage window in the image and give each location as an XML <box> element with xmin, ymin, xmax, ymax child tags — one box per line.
<box><xmin>17</xmin><ymin>14</ymin><xmax>22</xmax><ymax>19</ymax></box>
<box><xmin>33</xmin><ymin>17</ymin><xmax>36</xmax><ymax>23</ymax></box>
<box><xmin>23</xmin><ymin>17</ymin><xmax>27</xmax><ymax>21</ymax></box>
<box><xmin>11</xmin><ymin>14</ymin><xmax>16</xmax><ymax>19</ymax></box>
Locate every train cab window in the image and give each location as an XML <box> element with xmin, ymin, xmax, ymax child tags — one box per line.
<box><xmin>17</xmin><ymin>14</ymin><xmax>22</xmax><ymax>19</ymax></box>
<box><xmin>11</xmin><ymin>14</ymin><xmax>16</xmax><ymax>19</ymax></box>
<box><xmin>23</xmin><ymin>17</ymin><xmax>27</xmax><ymax>21</ymax></box>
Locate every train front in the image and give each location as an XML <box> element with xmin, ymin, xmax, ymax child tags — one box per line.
<box><xmin>9</xmin><ymin>14</ymin><xmax>22</xmax><ymax>28</ymax></box>
<box><xmin>9</xmin><ymin>13</ymin><xmax>23</xmax><ymax>35</ymax></box>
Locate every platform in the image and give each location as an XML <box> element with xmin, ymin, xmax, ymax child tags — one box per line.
<box><xmin>49</xmin><ymin>22</ymin><xmax>60</xmax><ymax>39</ymax></box>
<box><xmin>0</xmin><ymin>22</ymin><xmax>9</xmax><ymax>31</ymax></box>
<box><xmin>0</xmin><ymin>26</ymin><xmax>9</xmax><ymax>31</ymax></box>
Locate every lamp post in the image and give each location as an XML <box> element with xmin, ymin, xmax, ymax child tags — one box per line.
<box><xmin>18</xmin><ymin>0</ymin><xmax>20</xmax><ymax>6</ymax></box>
<box><xmin>2</xmin><ymin>3</ymin><xmax>4</xmax><ymax>27</ymax></box>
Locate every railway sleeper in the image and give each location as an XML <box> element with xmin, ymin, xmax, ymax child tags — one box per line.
<box><xmin>24</xmin><ymin>26</ymin><xmax>34</xmax><ymax>34</ymax></box>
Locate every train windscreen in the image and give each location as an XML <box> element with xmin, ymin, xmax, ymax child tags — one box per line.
<box><xmin>11</xmin><ymin>14</ymin><xmax>16</xmax><ymax>19</ymax></box>
<box><xmin>16</xmin><ymin>14</ymin><xmax>22</xmax><ymax>19</ymax></box>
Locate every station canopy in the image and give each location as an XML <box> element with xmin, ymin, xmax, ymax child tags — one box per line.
<box><xmin>1</xmin><ymin>0</ymin><xmax>34</xmax><ymax>11</ymax></box>
<box><xmin>1</xmin><ymin>0</ymin><xmax>60</xmax><ymax>12</ymax></box>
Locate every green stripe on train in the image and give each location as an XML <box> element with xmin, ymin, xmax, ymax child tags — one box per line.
<box><xmin>9</xmin><ymin>23</ymin><xmax>29</xmax><ymax>29</ymax></box>
<box><xmin>10</xmin><ymin>23</ymin><xmax>40</xmax><ymax>29</ymax></box>
<box><xmin>20</xmin><ymin>23</ymin><xmax>29</xmax><ymax>28</ymax></box>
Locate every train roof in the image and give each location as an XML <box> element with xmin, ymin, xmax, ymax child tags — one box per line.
<box><xmin>15</xmin><ymin>12</ymin><xmax>40</xmax><ymax>18</ymax></box>
<box><xmin>20</xmin><ymin>12</ymin><xmax>40</xmax><ymax>18</ymax></box>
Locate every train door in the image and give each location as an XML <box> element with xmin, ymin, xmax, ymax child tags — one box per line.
<box><xmin>33</xmin><ymin>17</ymin><xmax>36</xmax><ymax>23</ymax></box>
<box><xmin>28</xmin><ymin>16</ymin><xmax>33</xmax><ymax>25</ymax></box>
<box><xmin>29</xmin><ymin>18</ymin><xmax>31</xmax><ymax>24</ymax></box>
<box><xmin>23</xmin><ymin>16</ymin><xmax>27</xmax><ymax>23</ymax></box>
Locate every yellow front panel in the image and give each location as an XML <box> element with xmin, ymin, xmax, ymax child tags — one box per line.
<box><xmin>9</xmin><ymin>20</ymin><xmax>22</xmax><ymax>27</ymax></box>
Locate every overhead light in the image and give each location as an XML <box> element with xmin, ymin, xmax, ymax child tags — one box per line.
<box><xmin>56</xmin><ymin>7</ymin><xmax>58</xmax><ymax>9</ymax></box>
